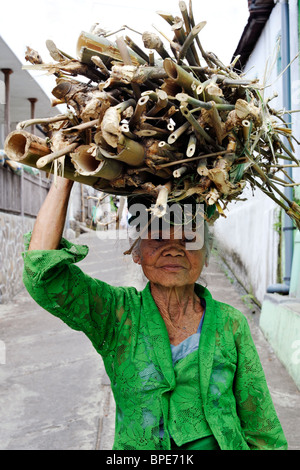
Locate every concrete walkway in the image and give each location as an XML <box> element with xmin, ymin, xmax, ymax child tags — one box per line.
<box><xmin>0</xmin><ymin>230</ymin><xmax>299</xmax><ymax>450</ymax></box>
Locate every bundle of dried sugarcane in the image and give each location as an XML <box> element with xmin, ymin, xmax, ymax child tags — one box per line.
<box><xmin>4</xmin><ymin>0</ymin><xmax>300</xmax><ymax>227</ymax></box>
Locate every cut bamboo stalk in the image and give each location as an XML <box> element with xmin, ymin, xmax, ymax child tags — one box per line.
<box><xmin>163</xmin><ymin>58</ymin><xmax>202</xmax><ymax>94</ymax></box>
<box><xmin>176</xmin><ymin>92</ymin><xmax>235</xmax><ymax>111</ymax></box>
<box><xmin>173</xmin><ymin>166</ymin><xmax>188</xmax><ymax>178</ymax></box>
<box><xmin>197</xmin><ymin>157</ymin><xmax>207</xmax><ymax>175</ymax></box>
<box><xmin>156</xmin><ymin>11</ymin><xmax>176</xmax><ymax>26</ymax></box>
<box><xmin>135</xmin><ymin>129</ymin><xmax>157</xmax><ymax>137</ymax></box>
<box><xmin>136</xmin><ymin>123</ymin><xmax>169</xmax><ymax>136</ymax></box>
<box><xmin>158</xmin><ymin>141</ymin><xmax>177</xmax><ymax>151</ymax></box>
<box><xmin>120</xmin><ymin>122</ymin><xmax>137</xmax><ymax>140</ymax></box>
<box><xmin>168</xmin><ymin>121</ymin><xmax>190</xmax><ymax>144</ymax></box>
<box><xmin>4</xmin><ymin>130</ymin><xmax>50</xmax><ymax>165</ymax></box>
<box><xmin>226</xmin><ymin>134</ymin><xmax>237</xmax><ymax>154</ymax></box>
<box><xmin>149</xmin><ymin>51</ymin><xmax>155</xmax><ymax>66</ymax></box>
<box><xmin>180</xmin><ymin>105</ymin><xmax>221</xmax><ymax>147</ymax></box>
<box><xmin>178</xmin><ymin>22</ymin><xmax>206</xmax><ymax>62</ymax></box>
<box><xmin>71</xmin><ymin>145</ymin><xmax>123</xmax><ymax>180</ymax></box>
<box><xmin>196</xmin><ymin>78</ymin><xmax>215</xmax><ymax>96</ymax></box>
<box><xmin>142</xmin><ymin>31</ymin><xmax>171</xmax><ymax>60</ymax></box>
<box><xmin>141</xmin><ymin>90</ymin><xmax>158</xmax><ymax>101</ymax></box>
<box><xmin>116</xmin><ymin>36</ymin><xmax>141</xmax><ymax>99</ymax></box>
<box><xmin>117</xmin><ymin>135</ymin><xmax>145</xmax><ymax>166</ymax></box>
<box><xmin>16</xmin><ymin>113</ymin><xmax>72</xmax><ymax>131</ymax></box>
<box><xmin>179</xmin><ymin>0</ymin><xmax>201</xmax><ymax>66</ymax></box>
<box><xmin>100</xmin><ymin>135</ymin><xmax>145</xmax><ymax>167</ymax></box>
<box><xmin>146</xmin><ymin>90</ymin><xmax>168</xmax><ymax>117</ymax></box>
<box><xmin>129</xmin><ymin>95</ymin><xmax>149</xmax><ymax>128</ymax></box>
<box><xmin>188</xmin><ymin>0</ymin><xmax>213</xmax><ymax>67</ymax></box>
<box><xmin>4</xmin><ymin>130</ymin><xmax>105</xmax><ymax>188</ymax></box>
<box><xmin>222</xmin><ymin>77</ymin><xmax>258</xmax><ymax>87</ymax></box>
<box><xmin>124</xmin><ymin>36</ymin><xmax>150</xmax><ymax>64</ymax></box>
<box><xmin>167</xmin><ymin>121</ymin><xmax>175</xmax><ymax>132</ymax></box>
<box><xmin>91</xmin><ymin>55</ymin><xmax>110</xmax><ymax>76</ymax></box>
<box><xmin>62</xmin><ymin>118</ymin><xmax>99</xmax><ymax>134</ymax></box>
<box><xmin>151</xmin><ymin>181</ymin><xmax>172</xmax><ymax>217</ymax></box>
<box><xmin>76</xmin><ymin>31</ymin><xmax>145</xmax><ymax>66</ymax></box>
<box><xmin>186</xmin><ymin>133</ymin><xmax>197</xmax><ymax>157</ymax></box>
<box><xmin>36</xmin><ymin>142</ymin><xmax>79</xmax><ymax>168</ymax></box>
<box><xmin>115</xmin><ymin>98</ymin><xmax>136</xmax><ymax>113</ymax></box>
<box><xmin>156</xmin><ymin>150</ymin><xmax>227</xmax><ymax>168</ymax></box>
<box><xmin>242</xmin><ymin>119</ymin><xmax>251</xmax><ymax>141</ymax></box>
<box><xmin>179</xmin><ymin>1</ymin><xmax>191</xmax><ymax>33</ymax></box>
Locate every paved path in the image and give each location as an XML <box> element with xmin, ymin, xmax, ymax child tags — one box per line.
<box><xmin>0</xmin><ymin>230</ymin><xmax>299</xmax><ymax>450</ymax></box>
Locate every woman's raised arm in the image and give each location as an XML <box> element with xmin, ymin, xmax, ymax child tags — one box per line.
<box><xmin>29</xmin><ymin>176</ymin><xmax>74</xmax><ymax>251</ymax></box>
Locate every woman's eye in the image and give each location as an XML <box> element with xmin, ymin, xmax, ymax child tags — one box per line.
<box><xmin>183</xmin><ymin>235</ymin><xmax>197</xmax><ymax>243</ymax></box>
<box><xmin>149</xmin><ymin>231</ymin><xmax>164</xmax><ymax>241</ymax></box>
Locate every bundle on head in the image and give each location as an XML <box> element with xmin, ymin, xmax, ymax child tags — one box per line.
<box><xmin>4</xmin><ymin>0</ymin><xmax>300</xmax><ymax>227</ymax></box>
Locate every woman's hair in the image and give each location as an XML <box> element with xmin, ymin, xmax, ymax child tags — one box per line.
<box><xmin>203</xmin><ymin>220</ymin><xmax>213</xmax><ymax>263</ymax></box>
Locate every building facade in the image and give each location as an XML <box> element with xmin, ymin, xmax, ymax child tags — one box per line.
<box><xmin>214</xmin><ymin>0</ymin><xmax>300</xmax><ymax>303</ymax></box>
<box><xmin>213</xmin><ymin>0</ymin><xmax>300</xmax><ymax>389</ymax></box>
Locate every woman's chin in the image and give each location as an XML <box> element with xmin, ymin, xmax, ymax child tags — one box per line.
<box><xmin>147</xmin><ymin>273</ymin><xmax>193</xmax><ymax>288</ymax></box>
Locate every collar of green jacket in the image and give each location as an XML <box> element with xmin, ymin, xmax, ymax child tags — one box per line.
<box><xmin>140</xmin><ymin>281</ymin><xmax>216</xmax><ymax>403</ymax></box>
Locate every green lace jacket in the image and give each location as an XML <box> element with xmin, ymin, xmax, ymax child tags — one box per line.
<box><xmin>22</xmin><ymin>236</ymin><xmax>288</xmax><ymax>451</ymax></box>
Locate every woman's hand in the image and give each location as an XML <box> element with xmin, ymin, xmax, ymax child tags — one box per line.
<box><xmin>28</xmin><ymin>176</ymin><xmax>74</xmax><ymax>251</ymax></box>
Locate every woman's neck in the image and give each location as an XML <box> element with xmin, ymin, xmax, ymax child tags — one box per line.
<box><xmin>150</xmin><ymin>282</ymin><xmax>203</xmax><ymax>329</ymax></box>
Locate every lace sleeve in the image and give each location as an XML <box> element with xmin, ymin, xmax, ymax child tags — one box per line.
<box><xmin>233</xmin><ymin>316</ymin><xmax>288</xmax><ymax>450</ymax></box>
<box><xmin>22</xmin><ymin>233</ymin><xmax>122</xmax><ymax>356</ymax></box>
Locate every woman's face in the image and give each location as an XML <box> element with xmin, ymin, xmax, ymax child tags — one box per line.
<box><xmin>132</xmin><ymin>226</ymin><xmax>207</xmax><ymax>288</ymax></box>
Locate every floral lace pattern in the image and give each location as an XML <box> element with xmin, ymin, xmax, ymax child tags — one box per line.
<box><xmin>22</xmin><ymin>235</ymin><xmax>288</xmax><ymax>450</ymax></box>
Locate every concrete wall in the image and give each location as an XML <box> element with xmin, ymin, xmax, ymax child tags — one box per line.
<box><xmin>0</xmin><ymin>182</ymin><xmax>113</xmax><ymax>304</ymax></box>
<box><xmin>213</xmin><ymin>1</ymin><xmax>300</xmax><ymax>303</ymax></box>
<box><xmin>0</xmin><ymin>212</ymin><xmax>35</xmax><ymax>304</ymax></box>
<box><xmin>213</xmin><ymin>188</ymin><xmax>280</xmax><ymax>304</ymax></box>
<box><xmin>260</xmin><ymin>294</ymin><xmax>300</xmax><ymax>389</ymax></box>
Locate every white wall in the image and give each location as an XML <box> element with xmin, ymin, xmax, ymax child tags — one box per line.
<box><xmin>214</xmin><ymin>1</ymin><xmax>299</xmax><ymax>303</ymax></box>
<box><xmin>289</xmin><ymin>0</ymin><xmax>300</xmax><ymax>195</ymax></box>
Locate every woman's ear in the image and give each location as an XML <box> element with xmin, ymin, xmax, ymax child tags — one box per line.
<box><xmin>130</xmin><ymin>238</ymin><xmax>141</xmax><ymax>265</ymax></box>
<box><xmin>132</xmin><ymin>249</ymin><xmax>141</xmax><ymax>265</ymax></box>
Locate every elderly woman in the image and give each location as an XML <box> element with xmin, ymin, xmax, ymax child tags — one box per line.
<box><xmin>23</xmin><ymin>177</ymin><xmax>287</xmax><ymax>451</ymax></box>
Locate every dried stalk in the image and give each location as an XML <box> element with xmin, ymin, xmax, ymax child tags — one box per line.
<box><xmin>116</xmin><ymin>36</ymin><xmax>141</xmax><ymax>99</ymax></box>
<box><xmin>17</xmin><ymin>114</ymin><xmax>72</xmax><ymax>131</ymax></box>
<box><xmin>142</xmin><ymin>32</ymin><xmax>171</xmax><ymax>60</ymax></box>
<box><xmin>3</xmin><ymin>1</ymin><xmax>299</xmax><ymax>226</ymax></box>
<box><xmin>156</xmin><ymin>150</ymin><xmax>228</xmax><ymax>169</ymax></box>
<box><xmin>176</xmin><ymin>92</ymin><xmax>234</xmax><ymax>111</ymax></box>
<box><xmin>124</xmin><ymin>36</ymin><xmax>150</xmax><ymax>64</ymax></box>
<box><xmin>71</xmin><ymin>145</ymin><xmax>123</xmax><ymax>180</ymax></box>
<box><xmin>163</xmin><ymin>58</ymin><xmax>202</xmax><ymax>94</ymax></box>
<box><xmin>62</xmin><ymin>118</ymin><xmax>99</xmax><ymax>134</ymax></box>
<box><xmin>36</xmin><ymin>142</ymin><xmax>79</xmax><ymax>168</ymax></box>
<box><xmin>168</xmin><ymin>122</ymin><xmax>190</xmax><ymax>144</ymax></box>
<box><xmin>188</xmin><ymin>0</ymin><xmax>213</xmax><ymax>67</ymax></box>
<box><xmin>179</xmin><ymin>0</ymin><xmax>201</xmax><ymax>66</ymax></box>
<box><xmin>151</xmin><ymin>182</ymin><xmax>172</xmax><ymax>217</ymax></box>
<box><xmin>129</xmin><ymin>95</ymin><xmax>149</xmax><ymax>128</ymax></box>
<box><xmin>173</xmin><ymin>166</ymin><xmax>188</xmax><ymax>178</ymax></box>
<box><xmin>186</xmin><ymin>133</ymin><xmax>197</xmax><ymax>157</ymax></box>
<box><xmin>178</xmin><ymin>22</ymin><xmax>206</xmax><ymax>63</ymax></box>
<box><xmin>146</xmin><ymin>90</ymin><xmax>168</xmax><ymax>117</ymax></box>
<box><xmin>180</xmin><ymin>105</ymin><xmax>221</xmax><ymax>148</ymax></box>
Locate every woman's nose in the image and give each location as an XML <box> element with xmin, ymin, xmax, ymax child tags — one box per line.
<box><xmin>161</xmin><ymin>240</ymin><xmax>185</xmax><ymax>256</ymax></box>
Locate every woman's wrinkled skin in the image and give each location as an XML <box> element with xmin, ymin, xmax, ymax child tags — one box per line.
<box><xmin>132</xmin><ymin>226</ymin><xmax>208</xmax><ymax>345</ymax></box>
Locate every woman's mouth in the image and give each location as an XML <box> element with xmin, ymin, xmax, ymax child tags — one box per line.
<box><xmin>159</xmin><ymin>264</ymin><xmax>186</xmax><ymax>272</ymax></box>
